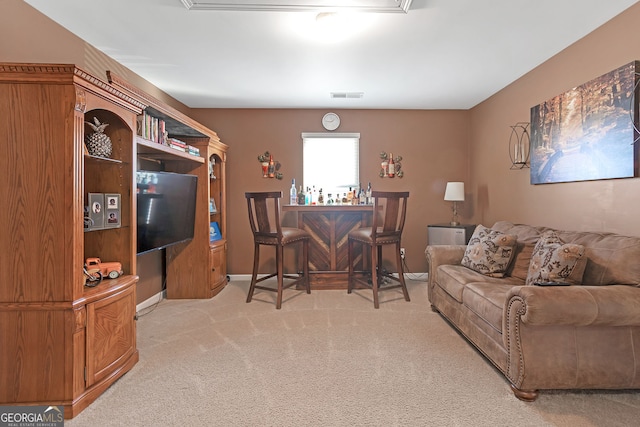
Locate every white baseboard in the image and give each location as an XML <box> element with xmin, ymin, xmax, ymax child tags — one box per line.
<box><xmin>228</xmin><ymin>273</ymin><xmax>428</xmax><ymax>282</ymax></box>
<box><xmin>136</xmin><ymin>290</ymin><xmax>166</xmax><ymax>313</ymax></box>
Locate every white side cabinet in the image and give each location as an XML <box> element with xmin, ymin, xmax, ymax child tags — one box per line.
<box><xmin>427</xmin><ymin>224</ymin><xmax>476</xmax><ymax>245</ymax></box>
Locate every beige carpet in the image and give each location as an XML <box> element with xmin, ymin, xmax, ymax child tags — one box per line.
<box><xmin>67</xmin><ymin>279</ymin><xmax>640</xmax><ymax>426</ymax></box>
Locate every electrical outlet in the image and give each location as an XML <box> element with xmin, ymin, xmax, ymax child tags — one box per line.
<box><xmin>400</xmin><ymin>248</ymin><xmax>406</xmax><ymax>259</ymax></box>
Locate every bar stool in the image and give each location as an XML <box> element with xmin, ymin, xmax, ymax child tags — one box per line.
<box><xmin>347</xmin><ymin>191</ymin><xmax>410</xmax><ymax>308</ymax></box>
<box><xmin>245</xmin><ymin>191</ymin><xmax>310</xmax><ymax>309</ymax></box>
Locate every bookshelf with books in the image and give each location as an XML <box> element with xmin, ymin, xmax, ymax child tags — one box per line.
<box><xmin>107</xmin><ymin>72</ymin><xmax>228</xmax><ymax>300</ymax></box>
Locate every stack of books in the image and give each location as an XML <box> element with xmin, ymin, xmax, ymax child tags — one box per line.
<box><xmin>188</xmin><ymin>145</ymin><xmax>200</xmax><ymax>156</ymax></box>
<box><xmin>167</xmin><ymin>138</ymin><xmax>187</xmax><ymax>152</ymax></box>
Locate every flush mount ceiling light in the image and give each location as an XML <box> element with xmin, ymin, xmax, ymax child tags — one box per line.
<box><xmin>180</xmin><ymin>0</ymin><xmax>412</xmax><ymax>13</ymax></box>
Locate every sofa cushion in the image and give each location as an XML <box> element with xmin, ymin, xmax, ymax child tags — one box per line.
<box><xmin>507</xmin><ymin>242</ymin><xmax>536</xmax><ymax>281</ymax></box>
<box><xmin>437</xmin><ymin>265</ymin><xmax>524</xmax><ymax>303</ymax></box>
<box><xmin>555</xmin><ymin>231</ymin><xmax>640</xmax><ymax>286</ymax></box>
<box><xmin>461</xmin><ymin>225</ymin><xmax>517</xmax><ymax>277</ymax></box>
<box><xmin>526</xmin><ymin>231</ymin><xmax>586</xmax><ymax>286</ymax></box>
<box><xmin>463</xmin><ymin>282</ymin><xmax>517</xmax><ymax>333</ymax></box>
<box><xmin>492</xmin><ymin>222</ymin><xmax>542</xmax><ymax>280</ymax></box>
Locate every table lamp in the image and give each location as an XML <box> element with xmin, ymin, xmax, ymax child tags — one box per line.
<box><xmin>444</xmin><ymin>182</ymin><xmax>465</xmax><ymax>226</ymax></box>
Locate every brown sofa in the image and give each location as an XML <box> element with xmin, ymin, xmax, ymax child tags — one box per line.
<box><xmin>425</xmin><ymin>221</ymin><xmax>640</xmax><ymax>401</ymax></box>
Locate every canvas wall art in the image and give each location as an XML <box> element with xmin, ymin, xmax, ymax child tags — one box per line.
<box><xmin>530</xmin><ymin>61</ymin><xmax>639</xmax><ymax>184</ymax></box>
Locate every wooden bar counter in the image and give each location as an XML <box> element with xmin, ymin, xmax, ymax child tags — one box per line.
<box><xmin>282</xmin><ymin>204</ymin><xmax>373</xmax><ymax>289</ymax></box>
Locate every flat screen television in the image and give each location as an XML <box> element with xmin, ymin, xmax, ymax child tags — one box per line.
<box><xmin>136</xmin><ymin>171</ymin><xmax>198</xmax><ymax>255</ymax></box>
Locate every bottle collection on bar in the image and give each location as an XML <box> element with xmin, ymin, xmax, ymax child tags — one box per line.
<box><xmin>289</xmin><ymin>181</ymin><xmax>373</xmax><ymax>206</ymax></box>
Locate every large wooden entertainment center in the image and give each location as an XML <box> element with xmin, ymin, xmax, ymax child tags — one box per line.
<box><xmin>0</xmin><ymin>63</ymin><xmax>227</xmax><ymax>418</ymax></box>
<box><xmin>107</xmin><ymin>72</ymin><xmax>228</xmax><ymax>300</ymax></box>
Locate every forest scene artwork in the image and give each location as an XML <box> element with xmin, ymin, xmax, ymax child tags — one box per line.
<box><xmin>530</xmin><ymin>61</ymin><xmax>639</xmax><ymax>184</ymax></box>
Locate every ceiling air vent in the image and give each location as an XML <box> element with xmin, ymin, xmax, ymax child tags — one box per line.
<box><xmin>330</xmin><ymin>92</ymin><xmax>364</xmax><ymax>99</ymax></box>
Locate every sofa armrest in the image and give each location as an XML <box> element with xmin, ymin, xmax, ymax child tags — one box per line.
<box><xmin>425</xmin><ymin>245</ymin><xmax>466</xmax><ymax>301</ymax></box>
<box><xmin>504</xmin><ymin>284</ymin><xmax>640</xmax><ymax>390</ymax></box>
<box><xmin>505</xmin><ymin>284</ymin><xmax>640</xmax><ymax>327</ymax></box>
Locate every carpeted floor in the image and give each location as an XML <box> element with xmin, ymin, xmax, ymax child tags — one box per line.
<box><xmin>67</xmin><ymin>279</ymin><xmax>640</xmax><ymax>426</ymax></box>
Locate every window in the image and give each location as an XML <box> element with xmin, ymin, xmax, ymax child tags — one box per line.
<box><xmin>302</xmin><ymin>133</ymin><xmax>360</xmax><ymax>197</ymax></box>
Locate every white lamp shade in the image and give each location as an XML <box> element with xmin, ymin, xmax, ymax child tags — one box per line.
<box><xmin>444</xmin><ymin>182</ymin><xmax>465</xmax><ymax>201</ymax></box>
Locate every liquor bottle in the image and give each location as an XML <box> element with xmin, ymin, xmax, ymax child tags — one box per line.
<box><xmin>318</xmin><ymin>188</ymin><xmax>324</xmax><ymax>205</ymax></box>
<box><xmin>306</xmin><ymin>187</ymin><xmax>312</xmax><ymax>205</ymax></box>
<box><xmin>297</xmin><ymin>185</ymin><xmax>306</xmax><ymax>205</ymax></box>
<box><xmin>290</xmin><ymin>179</ymin><xmax>297</xmax><ymax>205</ymax></box>
<box><xmin>388</xmin><ymin>152</ymin><xmax>395</xmax><ymax>178</ymax></box>
<box><xmin>267</xmin><ymin>154</ymin><xmax>275</xmax><ymax>178</ymax></box>
<box><xmin>366</xmin><ymin>182</ymin><xmax>372</xmax><ymax>205</ymax></box>
<box><xmin>312</xmin><ymin>185</ymin><xmax>317</xmax><ymax>205</ymax></box>
<box><xmin>346</xmin><ymin>187</ymin><xmax>353</xmax><ymax>205</ymax></box>
<box><xmin>359</xmin><ymin>186</ymin><xmax>366</xmax><ymax>205</ymax></box>
<box><xmin>342</xmin><ymin>193</ymin><xmax>348</xmax><ymax>204</ymax></box>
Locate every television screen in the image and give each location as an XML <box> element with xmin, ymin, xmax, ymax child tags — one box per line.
<box><xmin>136</xmin><ymin>171</ymin><xmax>198</xmax><ymax>255</ymax></box>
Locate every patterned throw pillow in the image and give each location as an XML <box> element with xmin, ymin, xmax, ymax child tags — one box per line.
<box><xmin>461</xmin><ymin>225</ymin><xmax>517</xmax><ymax>277</ymax></box>
<box><xmin>525</xmin><ymin>231</ymin><xmax>586</xmax><ymax>286</ymax></box>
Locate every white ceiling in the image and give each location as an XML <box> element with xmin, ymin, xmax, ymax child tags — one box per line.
<box><xmin>25</xmin><ymin>0</ymin><xmax>640</xmax><ymax>109</ymax></box>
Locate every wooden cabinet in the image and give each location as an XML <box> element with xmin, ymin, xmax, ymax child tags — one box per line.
<box><xmin>85</xmin><ymin>283</ymin><xmax>137</xmax><ymax>387</ymax></box>
<box><xmin>210</xmin><ymin>243</ymin><xmax>227</xmax><ymax>292</ymax></box>
<box><xmin>106</xmin><ymin>72</ymin><xmax>228</xmax><ymax>300</ymax></box>
<box><xmin>0</xmin><ymin>63</ymin><xmax>142</xmax><ymax>418</ymax></box>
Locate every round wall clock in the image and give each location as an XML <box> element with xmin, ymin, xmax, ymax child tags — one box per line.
<box><xmin>322</xmin><ymin>112</ymin><xmax>340</xmax><ymax>131</ymax></box>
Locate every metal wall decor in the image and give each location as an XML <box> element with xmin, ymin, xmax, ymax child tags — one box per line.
<box><xmin>257</xmin><ymin>151</ymin><xmax>283</xmax><ymax>179</ymax></box>
<box><xmin>379</xmin><ymin>151</ymin><xmax>404</xmax><ymax>178</ymax></box>
<box><xmin>509</xmin><ymin>122</ymin><xmax>530</xmax><ymax>169</ymax></box>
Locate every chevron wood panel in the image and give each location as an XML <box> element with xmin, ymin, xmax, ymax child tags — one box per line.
<box><xmin>284</xmin><ymin>206</ymin><xmax>373</xmax><ymax>289</ymax></box>
<box><xmin>302</xmin><ymin>212</ymin><xmax>331</xmax><ymax>270</ymax></box>
<box><xmin>334</xmin><ymin>212</ymin><xmax>365</xmax><ymax>271</ymax></box>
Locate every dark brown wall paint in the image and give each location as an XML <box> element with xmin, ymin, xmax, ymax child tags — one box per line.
<box><xmin>190</xmin><ymin>108</ymin><xmax>470</xmax><ymax>274</ymax></box>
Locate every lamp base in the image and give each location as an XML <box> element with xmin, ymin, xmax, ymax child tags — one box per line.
<box><xmin>450</xmin><ymin>221</ymin><xmax>460</xmax><ymax>226</ymax></box>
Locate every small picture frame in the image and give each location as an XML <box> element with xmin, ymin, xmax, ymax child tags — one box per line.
<box><xmin>88</xmin><ymin>193</ymin><xmax>104</xmax><ymax>230</ymax></box>
<box><xmin>210</xmin><ymin>221</ymin><xmax>222</xmax><ymax>242</ymax></box>
<box><xmin>106</xmin><ymin>211</ymin><xmax>120</xmax><ymax>227</ymax></box>
<box><xmin>105</xmin><ymin>193</ymin><xmax>120</xmax><ymax>210</ymax></box>
<box><xmin>103</xmin><ymin>193</ymin><xmax>121</xmax><ymax>228</ymax></box>
<box><xmin>209</xmin><ymin>197</ymin><xmax>217</xmax><ymax>214</ymax></box>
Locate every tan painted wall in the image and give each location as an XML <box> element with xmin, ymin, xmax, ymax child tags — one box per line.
<box><xmin>190</xmin><ymin>108</ymin><xmax>470</xmax><ymax>274</ymax></box>
<box><xmin>469</xmin><ymin>3</ymin><xmax>640</xmax><ymax>237</ymax></box>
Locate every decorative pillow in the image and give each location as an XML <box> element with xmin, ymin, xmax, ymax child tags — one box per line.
<box><xmin>525</xmin><ymin>231</ymin><xmax>586</xmax><ymax>286</ymax></box>
<box><xmin>461</xmin><ymin>225</ymin><xmax>517</xmax><ymax>277</ymax></box>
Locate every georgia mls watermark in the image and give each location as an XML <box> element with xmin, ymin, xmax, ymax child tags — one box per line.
<box><xmin>0</xmin><ymin>406</ymin><xmax>64</xmax><ymax>427</ymax></box>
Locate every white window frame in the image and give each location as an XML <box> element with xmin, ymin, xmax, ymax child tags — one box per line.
<box><xmin>301</xmin><ymin>133</ymin><xmax>360</xmax><ymax>197</ymax></box>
